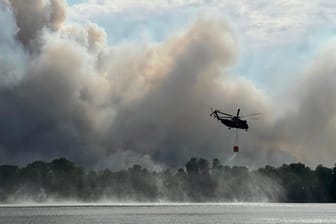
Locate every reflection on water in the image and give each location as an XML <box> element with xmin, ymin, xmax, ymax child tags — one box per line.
<box><xmin>0</xmin><ymin>203</ymin><xmax>336</xmax><ymax>224</ymax></box>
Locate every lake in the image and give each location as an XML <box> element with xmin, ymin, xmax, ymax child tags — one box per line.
<box><xmin>0</xmin><ymin>203</ymin><xmax>335</xmax><ymax>224</ymax></box>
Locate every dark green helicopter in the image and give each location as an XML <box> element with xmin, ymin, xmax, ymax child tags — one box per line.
<box><xmin>210</xmin><ymin>108</ymin><xmax>261</xmax><ymax>131</ymax></box>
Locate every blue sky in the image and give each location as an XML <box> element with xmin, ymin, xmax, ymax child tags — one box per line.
<box><xmin>67</xmin><ymin>0</ymin><xmax>85</xmax><ymax>5</ymax></box>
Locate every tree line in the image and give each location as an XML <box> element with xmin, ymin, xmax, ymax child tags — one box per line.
<box><xmin>0</xmin><ymin>157</ymin><xmax>336</xmax><ymax>203</ymax></box>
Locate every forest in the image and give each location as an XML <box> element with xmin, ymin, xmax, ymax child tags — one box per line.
<box><xmin>0</xmin><ymin>157</ymin><xmax>336</xmax><ymax>203</ymax></box>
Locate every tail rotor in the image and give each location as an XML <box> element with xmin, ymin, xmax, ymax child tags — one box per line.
<box><xmin>210</xmin><ymin>107</ymin><xmax>220</xmax><ymax>120</ymax></box>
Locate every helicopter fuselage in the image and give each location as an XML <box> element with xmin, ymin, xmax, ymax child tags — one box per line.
<box><xmin>220</xmin><ymin>118</ymin><xmax>249</xmax><ymax>130</ymax></box>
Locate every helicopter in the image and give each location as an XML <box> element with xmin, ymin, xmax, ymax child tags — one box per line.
<box><xmin>210</xmin><ymin>108</ymin><xmax>261</xmax><ymax>131</ymax></box>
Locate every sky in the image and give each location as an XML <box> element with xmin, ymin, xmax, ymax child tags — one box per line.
<box><xmin>1</xmin><ymin>0</ymin><xmax>336</xmax><ymax>170</ymax></box>
<box><xmin>66</xmin><ymin>0</ymin><xmax>336</xmax><ymax>91</ymax></box>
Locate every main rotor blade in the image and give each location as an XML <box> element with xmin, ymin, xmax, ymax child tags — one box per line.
<box><xmin>240</xmin><ymin>113</ymin><xmax>262</xmax><ymax>118</ymax></box>
<box><xmin>219</xmin><ymin>114</ymin><xmax>233</xmax><ymax>118</ymax></box>
<box><xmin>245</xmin><ymin>117</ymin><xmax>259</xmax><ymax>120</ymax></box>
<box><xmin>217</xmin><ymin>111</ymin><xmax>233</xmax><ymax>117</ymax></box>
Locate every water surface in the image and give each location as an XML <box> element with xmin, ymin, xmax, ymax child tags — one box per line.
<box><xmin>0</xmin><ymin>203</ymin><xmax>335</xmax><ymax>224</ymax></box>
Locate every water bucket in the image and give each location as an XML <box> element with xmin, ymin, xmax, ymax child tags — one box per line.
<box><xmin>233</xmin><ymin>145</ymin><xmax>239</xmax><ymax>152</ymax></box>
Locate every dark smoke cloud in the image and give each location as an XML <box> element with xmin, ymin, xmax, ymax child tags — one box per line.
<box><xmin>0</xmin><ymin>0</ymin><xmax>335</xmax><ymax>169</ymax></box>
<box><xmin>8</xmin><ymin>0</ymin><xmax>66</xmax><ymax>48</ymax></box>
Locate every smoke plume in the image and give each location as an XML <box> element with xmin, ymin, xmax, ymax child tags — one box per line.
<box><xmin>0</xmin><ymin>0</ymin><xmax>336</xmax><ymax>169</ymax></box>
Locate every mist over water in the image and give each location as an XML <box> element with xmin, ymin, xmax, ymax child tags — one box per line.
<box><xmin>2</xmin><ymin>157</ymin><xmax>336</xmax><ymax>204</ymax></box>
<box><xmin>225</xmin><ymin>153</ymin><xmax>237</xmax><ymax>164</ymax></box>
<box><xmin>0</xmin><ymin>157</ymin><xmax>288</xmax><ymax>203</ymax></box>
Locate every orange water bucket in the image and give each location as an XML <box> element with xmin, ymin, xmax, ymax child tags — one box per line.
<box><xmin>233</xmin><ymin>145</ymin><xmax>239</xmax><ymax>152</ymax></box>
